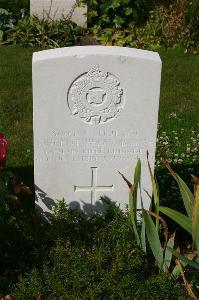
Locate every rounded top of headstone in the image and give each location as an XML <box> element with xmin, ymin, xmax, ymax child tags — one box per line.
<box><xmin>33</xmin><ymin>46</ymin><xmax>161</xmax><ymax>64</ymax></box>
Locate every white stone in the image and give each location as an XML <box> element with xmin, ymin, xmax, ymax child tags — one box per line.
<box><xmin>33</xmin><ymin>46</ymin><xmax>161</xmax><ymax>217</ymax></box>
<box><xmin>30</xmin><ymin>0</ymin><xmax>87</xmax><ymax>27</ymax></box>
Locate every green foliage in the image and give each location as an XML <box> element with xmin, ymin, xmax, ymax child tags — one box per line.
<box><xmin>151</xmin><ymin>160</ymin><xmax>199</xmax><ymax>296</ymax></box>
<box><xmin>0</xmin><ymin>0</ymin><xmax>29</xmax><ymax>14</ymax></box>
<box><xmin>159</xmin><ymin>206</ymin><xmax>192</xmax><ymax>234</ymax></box>
<box><xmin>80</xmin><ymin>0</ymin><xmax>152</xmax><ymax>28</ymax></box>
<box><xmin>90</xmin><ymin>2</ymin><xmax>198</xmax><ymax>52</ymax></box>
<box><xmin>120</xmin><ymin>157</ymin><xmax>177</xmax><ymax>273</ymax></box>
<box><xmin>0</xmin><ymin>8</ymin><xmax>19</xmax><ymax>43</ymax></box>
<box><xmin>13</xmin><ymin>249</ymin><xmax>181</xmax><ymax>299</ymax></box>
<box><xmin>185</xmin><ymin>0</ymin><xmax>199</xmax><ymax>39</ymax></box>
<box><xmin>12</xmin><ymin>203</ymin><xmax>183</xmax><ymax>299</ymax></box>
<box><xmin>0</xmin><ymin>8</ymin><xmax>13</xmax><ymax>31</ymax></box>
<box><xmin>121</xmin><ymin>158</ymin><xmax>199</xmax><ymax>298</ymax></box>
<box><xmin>0</xmin><ymin>191</ymin><xmax>185</xmax><ymax>298</ymax></box>
<box><xmin>160</xmin><ymin>161</ymin><xmax>199</xmax><ymax>253</ymax></box>
<box><xmin>157</xmin><ymin>163</ymin><xmax>199</xmax><ymax>297</ymax></box>
<box><xmin>0</xmin><ymin>198</ymin><xmax>49</xmax><ymax>295</ymax></box>
<box><xmin>3</xmin><ymin>15</ymin><xmax>84</xmax><ymax>48</ymax></box>
<box><xmin>0</xmin><ymin>170</ymin><xmax>32</xmax><ymax>215</ymax></box>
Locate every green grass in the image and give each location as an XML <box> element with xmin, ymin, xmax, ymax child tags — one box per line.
<box><xmin>159</xmin><ymin>48</ymin><xmax>199</xmax><ymax>131</ymax></box>
<box><xmin>0</xmin><ymin>200</ymin><xmax>187</xmax><ymax>299</ymax></box>
<box><xmin>0</xmin><ymin>46</ymin><xmax>198</xmax><ymax>171</ymax></box>
<box><xmin>1</xmin><ymin>46</ymin><xmax>197</xmax><ymax>298</ymax></box>
<box><xmin>0</xmin><ymin>46</ymin><xmax>36</xmax><ymax>168</ymax></box>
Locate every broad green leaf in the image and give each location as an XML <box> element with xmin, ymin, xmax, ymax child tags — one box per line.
<box><xmin>141</xmin><ymin>217</ymin><xmax>146</xmax><ymax>253</ymax></box>
<box><xmin>176</xmin><ymin>173</ymin><xmax>194</xmax><ymax>218</ymax></box>
<box><xmin>164</xmin><ymin>232</ymin><xmax>175</xmax><ymax>270</ymax></box>
<box><xmin>192</xmin><ymin>185</ymin><xmax>199</xmax><ymax>251</ymax></box>
<box><xmin>167</xmin><ymin>247</ymin><xmax>199</xmax><ymax>270</ymax></box>
<box><xmin>159</xmin><ymin>206</ymin><xmax>192</xmax><ymax>235</ymax></box>
<box><xmin>143</xmin><ymin>209</ymin><xmax>163</xmax><ymax>270</ymax></box>
<box><xmin>161</xmin><ymin>159</ymin><xmax>194</xmax><ymax>218</ymax></box>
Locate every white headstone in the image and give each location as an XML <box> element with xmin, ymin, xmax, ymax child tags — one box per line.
<box><xmin>33</xmin><ymin>46</ymin><xmax>161</xmax><ymax>216</ymax></box>
<box><xmin>30</xmin><ymin>0</ymin><xmax>87</xmax><ymax>27</ymax></box>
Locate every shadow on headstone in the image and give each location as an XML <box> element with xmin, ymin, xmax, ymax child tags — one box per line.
<box><xmin>9</xmin><ymin>161</ymin><xmax>199</xmax><ymax>235</ymax></box>
<box><xmin>34</xmin><ymin>184</ymin><xmax>118</xmax><ymax>221</ymax></box>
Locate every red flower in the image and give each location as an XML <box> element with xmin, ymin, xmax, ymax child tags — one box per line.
<box><xmin>0</xmin><ymin>132</ymin><xmax>8</xmax><ymax>165</ymax></box>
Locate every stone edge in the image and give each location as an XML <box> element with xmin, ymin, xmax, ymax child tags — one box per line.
<box><xmin>32</xmin><ymin>46</ymin><xmax>161</xmax><ymax>64</ymax></box>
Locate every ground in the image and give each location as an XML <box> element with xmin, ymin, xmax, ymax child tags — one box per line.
<box><xmin>0</xmin><ymin>45</ymin><xmax>198</xmax><ymax>299</ymax></box>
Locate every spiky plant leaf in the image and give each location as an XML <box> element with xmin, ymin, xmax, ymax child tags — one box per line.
<box><xmin>164</xmin><ymin>232</ymin><xmax>175</xmax><ymax>270</ymax></box>
<box><xmin>149</xmin><ymin>211</ymin><xmax>168</xmax><ymax>246</ymax></box>
<box><xmin>161</xmin><ymin>159</ymin><xmax>194</xmax><ymax>218</ymax></box>
<box><xmin>192</xmin><ymin>184</ymin><xmax>199</xmax><ymax>251</ymax></box>
<box><xmin>147</xmin><ymin>152</ymin><xmax>159</xmax><ymax>219</ymax></box>
<box><xmin>129</xmin><ymin>189</ymin><xmax>140</xmax><ymax>246</ymax></box>
<box><xmin>159</xmin><ymin>206</ymin><xmax>192</xmax><ymax>235</ymax></box>
<box><xmin>119</xmin><ymin>160</ymin><xmax>141</xmax><ymax>247</ymax></box>
<box><xmin>167</xmin><ymin>247</ymin><xmax>199</xmax><ymax>270</ymax></box>
<box><xmin>133</xmin><ymin>159</ymin><xmax>141</xmax><ymax>221</ymax></box>
<box><xmin>143</xmin><ymin>209</ymin><xmax>164</xmax><ymax>271</ymax></box>
<box><xmin>141</xmin><ymin>217</ymin><xmax>146</xmax><ymax>253</ymax></box>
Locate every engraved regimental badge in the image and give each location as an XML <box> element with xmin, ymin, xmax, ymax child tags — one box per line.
<box><xmin>67</xmin><ymin>65</ymin><xmax>125</xmax><ymax>125</ymax></box>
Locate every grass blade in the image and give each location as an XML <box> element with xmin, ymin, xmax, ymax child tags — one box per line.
<box><xmin>161</xmin><ymin>159</ymin><xmax>194</xmax><ymax>218</ymax></box>
<box><xmin>129</xmin><ymin>190</ymin><xmax>141</xmax><ymax>246</ymax></box>
<box><xmin>167</xmin><ymin>247</ymin><xmax>199</xmax><ymax>269</ymax></box>
<box><xmin>164</xmin><ymin>232</ymin><xmax>175</xmax><ymax>270</ymax></box>
<box><xmin>192</xmin><ymin>184</ymin><xmax>199</xmax><ymax>251</ymax></box>
<box><xmin>149</xmin><ymin>211</ymin><xmax>168</xmax><ymax>246</ymax></box>
<box><xmin>133</xmin><ymin>159</ymin><xmax>141</xmax><ymax>222</ymax></box>
<box><xmin>143</xmin><ymin>209</ymin><xmax>163</xmax><ymax>271</ymax></box>
<box><xmin>147</xmin><ymin>151</ymin><xmax>159</xmax><ymax>219</ymax></box>
<box><xmin>141</xmin><ymin>217</ymin><xmax>146</xmax><ymax>253</ymax></box>
<box><xmin>159</xmin><ymin>206</ymin><xmax>192</xmax><ymax>235</ymax></box>
<box><xmin>119</xmin><ymin>159</ymin><xmax>141</xmax><ymax>247</ymax></box>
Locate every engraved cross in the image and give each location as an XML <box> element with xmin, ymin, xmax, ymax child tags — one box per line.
<box><xmin>74</xmin><ymin>167</ymin><xmax>114</xmax><ymax>205</ymax></box>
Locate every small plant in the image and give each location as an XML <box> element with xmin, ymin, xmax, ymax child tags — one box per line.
<box><xmin>0</xmin><ymin>5</ymin><xmax>27</xmax><ymax>42</ymax></box>
<box><xmin>80</xmin><ymin>0</ymin><xmax>151</xmax><ymax>29</ymax></box>
<box><xmin>89</xmin><ymin>1</ymin><xmax>198</xmax><ymax>52</ymax></box>
<box><xmin>0</xmin><ymin>8</ymin><xmax>14</xmax><ymax>31</ymax></box>
<box><xmin>185</xmin><ymin>0</ymin><xmax>199</xmax><ymax>40</ymax></box>
<box><xmin>11</xmin><ymin>202</ymin><xmax>183</xmax><ymax>300</ymax></box>
<box><xmin>119</xmin><ymin>156</ymin><xmax>176</xmax><ymax>273</ymax></box>
<box><xmin>2</xmin><ymin>15</ymin><xmax>84</xmax><ymax>48</ymax></box>
<box><xmin>120</xmin><ymin>154</ymin><xmax>199</xmax><ymax>299</ymax></box>
<box><xmin>0</xmin><ymin>132</ymin><xmax>32</xmax><ymax>211</ymax></box>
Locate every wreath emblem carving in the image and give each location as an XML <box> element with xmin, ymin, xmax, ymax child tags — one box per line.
<box><xmin>67</xmin><ymin>65</ymin><xmax>125</xmax><ymax>125</ymax></box>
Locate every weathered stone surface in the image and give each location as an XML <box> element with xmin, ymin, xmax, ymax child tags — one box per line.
<box><xmin>32</xmin><ymin>46</ymin><xmax>161</xmax><ymax>217</ymax></box>
<box><xmin>30</xmin><ymin>0</ymin><xmax>87</xmax><ymax>27</ymax></box>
